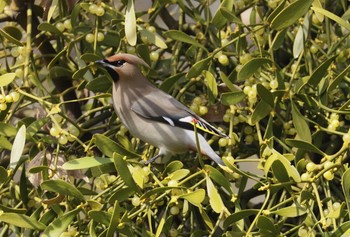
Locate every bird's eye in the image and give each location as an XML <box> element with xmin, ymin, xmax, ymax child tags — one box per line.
<box><xmin>111</xmin><ymin>60</ymin><xmax>126</xmax><ymax>67</ymax></box>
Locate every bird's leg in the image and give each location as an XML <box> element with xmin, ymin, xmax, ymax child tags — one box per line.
<box><xmin>144</xmin><ymin>153</ymin><xmax>162</xmax><ymax>164</ymax></box>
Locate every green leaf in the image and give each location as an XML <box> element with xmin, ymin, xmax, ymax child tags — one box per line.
<box><xmin>139</xmin><ymin>28</ymin><xmax>167</xmax><ymax>49</ymax></box>
<box><xmin>0</xmin><ymin>166</ymin><xmax>7</xmax><ymax>183</ymax></box>
<box><xmin>168</xmin><ymin>169</ymin><xmax>190</xmax><ymax>181</ymax></box>
<box><xmin>80</xmin><ymin>53</ymin><xmax>102</xmax><ymax>62</ymax></box>
<box><xmin>94</xmin><ymin>134</ymin><xmax>140</xmax><ymax>158</ymax></box>
<box><xmin>38</xmin><ymin>22</ymin><xmax>62</xmax><ymax>35</ymax></box>
<box><xmin>0</xmin><ymin>122</ymin><xmax>17</xmax><ymax>136</ymax></box>
<box><xmin>10</xmin><ymin>125</ymin><xmax>26</xmax><ymax>169</ymax></box>
<box><xmin>264</xmin><ymin>150</ymin><xmax>301</xmax><ymax>182</ymax></box>
<box><xmin>205</xmin><ymin>165</ymin><xmax>232</xmax><ymax>194</ymax></box>
<box><xmin>237</xmin><ymin>58</ymin><xmax>272</xmax><ymax>81</ymax></box>
<box><xmin>159</xmin><ymin>73</ymin><xmax>186</xmax><ymax>93</ymax></box>
<box><xmin>204</xmin><ymin>70</ymin><xmax>218</xmax><ymax>99</ymax></box>
<box><xmin>270</xmin><ymin>204</ymin><xmax>307</xmax><ymax>217</ymax></box>
<box><xmin>108</xmin><ymin>187</ymin><xmax>135</xmax><ymax>203</ymax></box>
<box><xmin>113</xmin><ymin>154</ymin><xmax>141</xmax><ymax>194</ymax></box>
<box><xmin>163</xmin><ymin>160</ymin><xmax>184</xmax><ymax>175</ymax></box>
<box><xmin>272</xmin><ymin>160</ymin><xmax>290</xmax><ymax>182</ymax></box>
<box><xmin>257</xmin><ymin>216</ymin><xmax>278</xmax><ymax>236</ymax></box>
<box><xmin>272</xmin><ymin>28</ymin><xmax>287</xmax><ymax>50</ymax></box>
<box><xmin>0</xmin><ymin>28</ymin><xmax>23</xmax><ymax>46</ymax></box>
<box><xmin>0</xmin><ymin>212</ymin><xmax>46</xmax><ymax>230</ymax></box>
<box><xmin>206</xmin><ymin>176</ymin><xmax>225</xmax><ymax>213</ymax></box>
<box><xmin>306</xmin><ymin>56</ymin><xmax>334</xmax><ymax>89</ymax></box>
<box><xmin>0</xmin><ymin>135</ymin><xmax>12</xmax><ymax>150</ymax></box>
<box><xmin>0</xmin><ymin>73</ymin><xmax>16</xmax><ymax>87</ymax></box>
<box><xmin>86</xmin><ymin>76</ymin><xmax>112</xmax><ymax>93</ymax></box>
<box><xmin>220</xmin><ymin>7</ymin><xmax>244</xmax><ymax>25</ymax></box>
<box><xmin>219</xmin><ymin>71</ymin><xmax>239</xmax><ymax>92</ymax></box>
<box><xmin>164</xmin><ymin>30</ymin><xmax>207</xmax><ymax>51</ymax></box>
<box><xmin>125</xmin><ymin>0</ymin><xmax>137</xmax><ymax>46</ymax></box>
<box><xmin>220</xmin><ymin>91</ymin><xmax>245</xmax><ymax>105</ymax></box>
<box><xmin>3</xmin><ymin>26</ymin><xmax>22</xmax><ymax>41</ymax></box>
<box><xmin>331</xmin><ymin>221</ymin><xmax>350</xmax><ymax>237</ymax></box>
<box><xmin>89</xmin><ymin>210</ymin><xmax>111</xmax><ymax>226</ymax></box>
<box><xmin>223</xmin><ymin>209</ymin><xmax>260</xmax><ymax>229</ymax></box>
<box><xmin>291</xmin><ymin>101</ymin><xmax>311</xmax><ymax>143</ymax></box>
<box><xmin>270</xmin><ymin>0</ymin><xmax>313</xmax><ymax>31</ymax></box>
<box><xmin>251</xmin><ymin>100</ymin><xmax>273</xmax><ymax>125</ymax></box>
<box><xmin>285</xmin><ymin>139</ymin><xmax>325</xmax><ymax>155</ymax></box>
<box><xmin>47</xmin><ymin>0</ymin><xmax>58</xmax><ymax>22</ymax></box>
<box><xmin>41</xmin><ymin>179</ymin><xmax>85</xmax><ymax>201</ymax></box>
<box><xmin>42</xmin><ymin>208</ymin><xmax>81</xmax><ymax>237</ymax></box>
<box><xmin>266</xmin><ymin>0</ymin><xmax>286</xmax><ymax>23</ymax></box>
<box><xmin>187</xmin><ymin>57</ymin><xmax>211</xmax><ymax>79</ymax></box>
<box><xmin>27</xmin><ymin>117</ymin><xmax>50</xmax><ymax>138</ymax></box>
<box><xmin>180</xmin><ymin>189</ymin><xmax>205</xmax><ymax>207</ymax></box>
<box><xmin>62</xmin><ymin>157</ymin><xmax>114</xmax><ymax>170</ymax></box>
<box><xmin>312</xmin><ymin>6</ymin><xmax>350</xmax><ymax>31</ymax></box>
<box><xmin>211</xmin><ymin>0</ymin><xmax>234</xmax><ymax>28</ymax></box>
<box><xmin>328</xmin><ymin>64</ymin><xmax>350</xmax><ymax>92</ymax></box>
<box><xmin>342</xmin><ymin>168</ymin><xmax>350</xmax><ymax>214</ymax></box>
<box><xmin>106</xmin><ymin>201</ymin><xmax>120</xmax><ymax>237</ymax></box>
<box><xmin>257</xmin><ymin>83</ymin><xmax>274</xmax><ymax>107</ymax></box>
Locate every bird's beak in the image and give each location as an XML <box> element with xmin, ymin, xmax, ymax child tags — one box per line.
<box><xmin>95</xmin><ymin>60</ymin><xmax>108</xmax><ymax>67</ymax></box>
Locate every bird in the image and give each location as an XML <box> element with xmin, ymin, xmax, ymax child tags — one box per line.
<box><xmin>96</xmin><ymin>53</ymin><xmax>228</xmax><ymax>166</ymax></box>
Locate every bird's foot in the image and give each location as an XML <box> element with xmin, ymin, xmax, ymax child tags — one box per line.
<box><xmin>143</xmin><ymin>153</ymin><xmax>161</xmax><ymax>165</ymax></box>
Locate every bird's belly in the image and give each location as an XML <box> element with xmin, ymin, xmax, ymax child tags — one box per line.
<box><xmin>118</xmin><ymin>110</ymin><xmax>191</xmax><ymax>154</ymax></box>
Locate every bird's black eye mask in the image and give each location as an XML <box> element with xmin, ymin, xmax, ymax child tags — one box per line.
<box><xmin>96</xmin><ymin>59</ymin><xmax>125</xmax><ymax>82</ymax></box>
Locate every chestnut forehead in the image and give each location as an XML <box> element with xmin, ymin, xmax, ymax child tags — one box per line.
<box><xmin>105</xmin><ymin>55</ymin><xmax>127</xmax><ymax>62</ymax></box>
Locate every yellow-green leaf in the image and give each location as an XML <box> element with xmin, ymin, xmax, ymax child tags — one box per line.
<box><xmin>139</xmin><ymin>28</ymin><xmax>167</xmax><ymax>49</ymax></box>
<box><xmin>180</xmin><ymin>189</ymin><xmax>205</xmax><ymax>207</ymax></box>
<box><xmin>0</xmin><ymin>212</ymin><xmax>46</xmax><ymax>230</ymax></box>
<box><xmin>206</xmin><ymin>176</ymin><xmax>225</xmax><ymax>213</ymax></box>
<box><xmin>312</xmin><ymin>6</ymin><xmax>350</xmax><ymax>31</ymax></box>
<box><xmin>0</xmin><ymin>73</ymin><xmax>16</xmax><ymax>87</ymax></box>
<box><xmin>62</xmin><ymin>157</ymin><xmax>114</xmax><ymax>170</ymax></box>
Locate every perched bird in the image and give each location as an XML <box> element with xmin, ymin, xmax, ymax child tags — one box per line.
<box><xmin>96</xmin><ymin>54</ymin><xmax>228</xmax><ymax>166</ymax></box>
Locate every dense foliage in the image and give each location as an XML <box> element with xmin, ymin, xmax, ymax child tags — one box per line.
<box><xmin>1</xmin><ymin>0</ymin><xmax>350</xmax><ymax>236</ymax></box>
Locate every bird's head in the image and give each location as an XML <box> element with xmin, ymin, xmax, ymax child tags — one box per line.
<box><xmin>95</xmin><ymin>54</ymin><xmax>149</xmax><ymax>82</ymax></box>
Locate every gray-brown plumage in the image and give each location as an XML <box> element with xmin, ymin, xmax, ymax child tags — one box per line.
<box><xmin>96</xmin><ymin>54</ymin><xmax>228</xmax><ymax>165</ymax></box>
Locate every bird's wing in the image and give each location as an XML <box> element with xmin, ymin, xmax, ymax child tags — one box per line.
<box><xmin>130</xmin><ymin>89</ymin><xmax>228</xmax><ymax>138</ymax></box>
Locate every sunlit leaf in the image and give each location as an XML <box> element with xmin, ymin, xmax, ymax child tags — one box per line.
<box><xmin>0</xmin><ymin>73</ymin><xmax>16</xmax><ymax>87</ymax></box>
<box><xmin>180</xmin><ymin>189</ymin><xmax>205</xmax><ymax>207</ymax></box>
<box><xmin>139</xmin><ymin>28</ymin><xmax>167</xmax><ymax>49</ymax></box>
<box><xmin>62</xmin><ymin>157</ymin><xmax>114</xmax><ymax>170</ymax></box>
<box><xmin>293</xmin><ymin>26</ymin><xmax>304</xmax><ymax>58</ymax></box>
<box><xmin>312</xmin><ymin>6</ymin><xmax>350</xmax><ymax>31</ymax></box>
<box><xmin>125</xmin><ymin>0</ymin><xmax>137</xmax><ymax>46</ymax></box>
<box><xmin>204</xmin><ymin>70</ymin><xmax>218</xmax><ymax>99</ymax></box>
<box><xmin>187</xmin><ymin>57</ymin><xmax>211</xmax><ymax>79</ymax></box>
<box><xmin>10</xmin><ymin>125</ymin><xmax>26</xmax><ymax>169</ymax></box>
<box><xmin>0</xmin><ymin>213</ymin><xmax>46</xmax><ymax>230</ymax></box>
<box><xmin>206</xmin><ymin>176</ymin><xmax>225</xmax><ymax>213</ymax></box>
<box><xmin>270</xmin><ymin>204</ymin><xmax>307</xmax><ymax>217</ymax></box>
